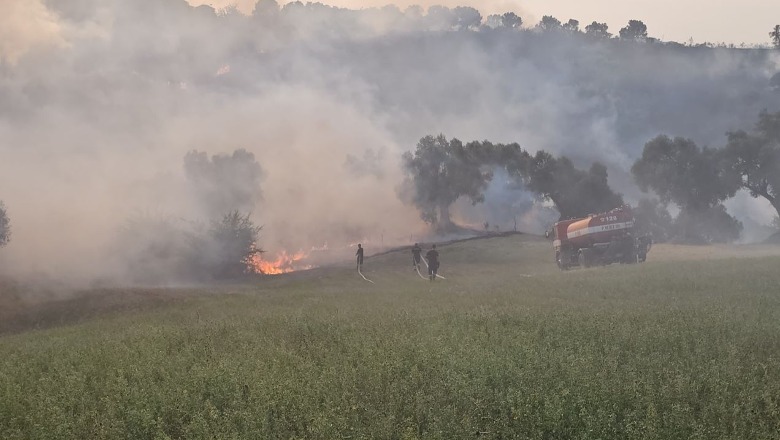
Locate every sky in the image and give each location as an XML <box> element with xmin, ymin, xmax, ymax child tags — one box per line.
<box><xmin>189</xmin><ymin>0</ymin><xmax>780</xmax><ymax>45</ymax></box>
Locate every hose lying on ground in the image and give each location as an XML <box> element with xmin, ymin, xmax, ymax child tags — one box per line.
<box><xmin>357</xmin><ymin>266</ymin><xmax>375</xmax><ymax>284</ymax></box>
<box><xmin>421</xmin><ymin>256</ymin><xmax>446</xmax><ymax>280</ymax></box>
<box><xmin>414</xmin><ymin>264</ymin><xmax>429</xmax><ymax>280</ymax></box>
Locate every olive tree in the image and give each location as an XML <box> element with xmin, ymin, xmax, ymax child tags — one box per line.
<box><xmin>400</xmin><ymin>135</ymin><xmax>493</xmax><ymax>230</ymax></box>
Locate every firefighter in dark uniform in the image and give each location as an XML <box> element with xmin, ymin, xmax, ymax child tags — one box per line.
<box><xmin>411</xmin><ymin>243</ymin><xmax>422</xmax><ymax>270</ymax></box>
<box><xmin>425</xmin><ymin>244</ymin><xmax>440</xmax><ymax>281</ymax></box>
<box><xmin>356</xmin><ymin>243</ymin><xmax>364</xmax><ymax>270</ymax></box>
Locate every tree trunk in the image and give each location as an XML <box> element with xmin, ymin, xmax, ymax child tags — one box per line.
<box><xmin>769</xmin><ymin>196</ymin><xmax>780</xmax><ymax>220</ymax></box>
<box><xmin>437</xmin><ymin>203</ymin><xmax>454</xmax><ymax>232</ymax></box>
<box><xmin>748</xmin><ymin>184</ymin><xmax>780</xmax><ymax>220</ymax></box>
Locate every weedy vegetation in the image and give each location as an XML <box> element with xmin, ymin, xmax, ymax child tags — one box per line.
<box><xmin>2</xmin><ymin>235</ymin><xmax>780</xmax><ymax>439</ymax></box>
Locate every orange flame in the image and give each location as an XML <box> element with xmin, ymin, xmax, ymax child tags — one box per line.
<box><xmin>247</xmin><ymin>249</ymin><xmax>311</xmax><ymax>275</ymax></box>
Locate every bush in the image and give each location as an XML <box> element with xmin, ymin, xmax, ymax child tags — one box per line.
<box><xmin>113</xmin><ymin>211</ymin><xmax>262</xmax><ymax>283</ymax></box>
<box><xmin>204</xmin><ymin>211</ymin><xmax>263</xmax><ymax>279</ymax></box>
<box><xmin>672</xmin><ymin>205</ymin><xmax>742</xmax><ymax>244</ymax></box>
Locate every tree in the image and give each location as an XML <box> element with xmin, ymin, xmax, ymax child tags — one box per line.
<box><xmin>485</xmin><ymin>14</ymin><xmax>501</xmax><ymax>29</ymax></box>
<box><xmin>619</xmin><ymin>20</ymin><xmax>648</xmax><ymax>41</ymax></box>
<box><xmin>452</xmin><ymin>6</ymin><xmax>482</xmax><ymax>30</ymax></box>
<box><xmin>770</xmin><ymin>25</ymin><xmax>780</xmax><ymax>48</ymax></box>
<box><xmin>400</xmin><ymin>135</ymin><xmax>493</xmax><ymax>230</ymax></box>
<box><xmin>184</xmin><ymin>148</ymin><xmax>264</xmax><ymax>217</ymax></box>
<box><xmin>206</xmin><ymin>211</ymin><xmax>263</xmax><ymax>278</ymax></box>
<box><xmin>537</xmin><ymin>15</ymin><xmax>562</xmax><ymax>32</ymax></box>
<box><xmin>563</xmin><ymin>19</ymin><xmax>580</xmax><ymax>33</ymax></box>
<box><xmin>723</xmin><ymin>110</ymin><xmax>780</xmax><ymax>219</ymax></box>
<box><xmin>487</xmin><ymin>12</ymin><xmax>522</xmax><ymax>29</ymax></box>
<box><xmin>509</xmin><ymin>150</ymin><xmax>624</xmax><ymax>219</ymax></box>
<box><xmin>0</xmin><ymin>201</ymin><xmax>10</xmax><ymax>248</ymax></box>
<box><xmin>115</xmin><ymin>211</ymin><xmax>264</xmax><ymax>283</ymax></box>
<box><xmin>585</xmin><ymin>21</ymin><xmax>611</xmax><ymax>39</ymax></box>
<box><xmin>399</xmin><ymin>137</ymin><xmax>625</xmax><ymax>226</ymax></box>
<box><xmin>501</xmin><ymin>12</ymin><xmax>522</xmax><ymax>29</ymax></box>
<box><xmin>252</xmin><ymin>0</ymin><xmax>279</xmax><ymax>22</ymax></box>
<box><xmin>632</xmin><ymin>135</ymin><xmax>739</xmax><ymax>210</ymax></box>
<box><xmin>632</xmin><ymin>135</ymin><xmax>742</xmax><ymax>243</ymax></box>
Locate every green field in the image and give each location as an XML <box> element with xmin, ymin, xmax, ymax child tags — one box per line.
<box><xmin>2</xmin><ymin>235</ymin><xmax>780</xmax><ymax>439</ymax></box>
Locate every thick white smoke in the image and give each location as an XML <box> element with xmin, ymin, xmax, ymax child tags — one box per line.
<box><xmin>0</xmin><ymin>0</ymin><xmax>67</xmax><ymax>65</ymax></box>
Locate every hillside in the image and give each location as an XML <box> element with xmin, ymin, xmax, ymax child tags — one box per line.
<box><xmin>3</xmin><ymin>234</ymin><xmax>780</xmax><ymax>438</ymax></box>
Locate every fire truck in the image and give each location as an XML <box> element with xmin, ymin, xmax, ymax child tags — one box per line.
<box><xmin>551</xmin><ymin>205</ymin><xmax>652</xmax><ymax>270</ymax></box>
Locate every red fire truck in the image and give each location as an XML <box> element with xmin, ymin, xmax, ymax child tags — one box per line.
<box><xmin>551</xmin><ymin>205</ymin><xmax>652</xmax><ymax>269</ymax></box>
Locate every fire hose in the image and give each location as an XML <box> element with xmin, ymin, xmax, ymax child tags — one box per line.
<box><xmin>357</xmin><ymin>266</ymin><xmax>375</xmax><ymax>284</ymax></box>
<box><xmin>414</xmin><ymin>263</ymin><xmax>428</xmax><ymax>280</ymax></box>
<box><xmin>421</xmin><ymin>256</ymin><xmax>446</xmax><ymax>280</ymax></box>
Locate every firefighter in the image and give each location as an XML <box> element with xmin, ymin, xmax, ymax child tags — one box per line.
<box><xmin>411</xmin><ymin>243</ymin><xmax>422</xmax><ymax>270</ymax></box>
<box><xmin>425</xmin><ymin>244</ymin><xmax>440</xmax><ymax>281</ymax></box>
<box><xmin>355</xmin><ymin>243</ymin><xmax>364</xmax><ymax>270</ymax></box>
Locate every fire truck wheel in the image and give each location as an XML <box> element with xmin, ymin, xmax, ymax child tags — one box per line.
<box><xmin>578</xmin><ymin>249</ymin><xmax>590</xmax><ymax>268</ymax></box>
<box><xmin>556</xmin><ymin>251</ymin><xmax>568</xmax><ymax>270</ymax></box>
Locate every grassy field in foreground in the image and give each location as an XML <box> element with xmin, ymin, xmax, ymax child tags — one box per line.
<box><xmin>2</xmin><ymin>235</ymin><xmax>780</xmax><ymax>439</ymax></box>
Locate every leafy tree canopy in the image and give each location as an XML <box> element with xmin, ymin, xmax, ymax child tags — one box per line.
<box><xmin>206</xmin><ymin>211</ymin><xmax>263</xmax><ymax>279</ymax></box>
<box><xmin>538</xmin><ymin>15</ymin><xmax>562</xmax><ymax>32</ymax></box>
<box><xmin>115</xmin><ymin>211</ymin><xmax>263</xmax><ymax>283</ymax></box>
<box><xmin>632</xmin><ymin>135</ymin><xmax>739</xmax><ymax>210</ymax></box>
<box><xmin>401</xmin><ymin>136</ymin><xmax>625</xmax><ymax>227</ymax></box>
<box><xmin>486</xmin><ymin>12</ymin><xmax>522</xmax><ymax>29</ymax></box>
<box><xmin>400</xmin><ymin>135</ymin><xmax>493</xmax><ymax>230</ymax></box>
<box><xmin>632</xmin><ymin>135</ymin><xmax>743</xmax><ymax>243</ymax></box>
<box><xmin>513</xmin><ymin>151</ymin><xmax>624</xmax><ymax>219</ymax></box>
<box><xmin>619</xmin><ymin>20</ymin><xmax>648</xmax><ymax>41</ymax></box>
<box><xmin>501</xmin><ymin>12</ymin><xmax>522</xmax><ymax>29</ymax></box>
<box><xmin>563</xmin><ymin>19</ymin><xmax>580</xmax><ymax>33</ymax></box>
<box><xmin>723</xmin><ymin>110</ymin><xmax>780</xmax><ymax>217</ymax></box>
<box><xmin>585</xmin><ymin>21</ymin><xmax>611</xmax><ymax>38</ymax></box>
<box><xmin>452</xmin><ymin>6</ymin><xmax>482</xmax><ymax>30</ymax></box>
<box><xmin>770</xmin><ymin>25</ymin><xmax>780</xmax><ymax>48</ymax></box>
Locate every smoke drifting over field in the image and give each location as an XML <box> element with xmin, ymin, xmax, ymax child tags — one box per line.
<box><xmin>1</xmin><ymin>0</ymin><xmax>779</xmax><ymax>283</ymax></box>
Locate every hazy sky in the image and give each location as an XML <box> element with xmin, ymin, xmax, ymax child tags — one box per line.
<box><xmin>190</xmin><ymin>0</ymin><xmax>779</xmax><ymax>45</ymax></box>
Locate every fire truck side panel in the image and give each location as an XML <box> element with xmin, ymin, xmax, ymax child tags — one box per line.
<box><xmin>565</xmin><ymin>209</ymin><xmax>634</xmax><ymax>248</ymax></box>
<box><xmin>551</xmin><ymin>205</ymin><xmax>650</xmax><ymax>270</ymax></box>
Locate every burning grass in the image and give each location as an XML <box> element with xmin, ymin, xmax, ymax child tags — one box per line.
<box><xmin>246</xmin><ymin>249</ymin><xmax>313</xmax><ymax>275</ymax></box>
<box><xmin>3</xmin><ymin>235</ymin><xmax>780</xmax><ymax>438</ymax></box>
